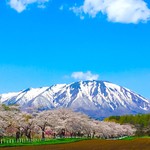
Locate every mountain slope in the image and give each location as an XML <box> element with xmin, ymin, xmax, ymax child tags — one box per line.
<box><xmin>0</xmin><ymin>80</ymin><xmax>150</xmax><ymax>118</ymax></box>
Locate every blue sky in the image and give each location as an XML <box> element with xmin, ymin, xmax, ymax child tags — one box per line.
<box><xmin>0</xmin><ymin>0</ymin><xmax>150</xmax><ymax>99</ymax></box>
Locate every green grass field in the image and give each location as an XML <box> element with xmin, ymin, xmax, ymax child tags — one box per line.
<box><xmin>0</xmin><ymin>138</ymin><xmax>87</xmax><ymax>147</ymax></box>
<box><xmin>0</xmin><ymin>138</ymin><xmax>150</xmax><ymax>150</ymax></box>
<box><xmin>119</xmin><ymin>136</ymin><xmax>150</xmax><ymax>140</ymax></box>
<box><xmin>0</xmin><ymin>136</ymin><xmax>150</xmax><ymax>148</ymax></box>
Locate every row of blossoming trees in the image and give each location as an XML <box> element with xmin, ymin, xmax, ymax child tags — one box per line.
<box><xmin>0</xmin><ymin>104</ymin><xmax>136</xmax><ymax>141</ymax></box>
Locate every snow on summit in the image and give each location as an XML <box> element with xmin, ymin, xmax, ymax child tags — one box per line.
<box><xmin>0</xmin><ymin>80</ymin><xmax>150</xmax><ymax>118</ymax></box>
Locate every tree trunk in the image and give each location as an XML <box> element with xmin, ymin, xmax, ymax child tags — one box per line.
<box><xmin>16</xmin><ymin>130</ymin><xmax>20</xmax><ymax>142</ymax></box>
<box><xmin>41</xmin><ymin>128</ymin><xmax>45</xmax><ymax>141</ymax></box>
<box><xmin>25</xmin><ymin>128</ymin><xmax>31</xmax><ymax>141</ymax></box>
<box><xmin>53</xmin><ymin>132</ymin><xmax>56</xmax><ymax>139</ymax></box>
<box><xmin>27</xmin><ymin>130</ymin><xmax>31</xmax><ymax>141</ymax></box>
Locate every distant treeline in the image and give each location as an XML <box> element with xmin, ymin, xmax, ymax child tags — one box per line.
<box><xmin>104</xmin><ymin>114</ymin><xmax>150</xmax><ymax>136</ymax></box>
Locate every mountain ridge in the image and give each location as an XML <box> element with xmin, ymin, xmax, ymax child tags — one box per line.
<box><xmin>0</xmin><ymin>80</ymin><xmax>150</xmax><ymax>118</ymax></box>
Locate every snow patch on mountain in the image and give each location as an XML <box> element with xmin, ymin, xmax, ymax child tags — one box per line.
<box><xmin>0</xmin><ymin>80</ymin><xmax>150</xmax><ymax>118</ymax></box>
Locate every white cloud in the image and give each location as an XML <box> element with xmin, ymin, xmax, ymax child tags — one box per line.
<box><xmin>8</xmin><ymin>0</ymin><xmax>49</xmax><ymax>13</ymax></box>
<box><xmin>71</xmin><ymin>71</ymin><xmax>99</xmax><ymax>81</ymax></box>
<box><xmin>70</xmin><ymin>0</ymin><xmax>150</xmax><ymax>23</ymax></box>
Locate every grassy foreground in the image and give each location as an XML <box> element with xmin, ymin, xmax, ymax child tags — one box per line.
<box><xmin>0</xmin><ymin>138</ymin><xmax>86</xmax><ymax>147</ymax></box>
<box><xmin>119</xmin><ymin>136</ymin><xmax>150</xmax><ymax>140</ymax></box>
<box><xmin>0</xmin><ymin>138</ymin><xmax>150</xmax><ymax>150</ymax></box>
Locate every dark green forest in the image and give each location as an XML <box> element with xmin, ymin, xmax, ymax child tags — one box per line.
<box><xmin>104</xmin><ymin>114</ymin><xmax>150</xmax><ymax>136</ymax></box>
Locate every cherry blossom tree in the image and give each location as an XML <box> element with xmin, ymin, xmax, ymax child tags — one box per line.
<box><xmin>0</xmin><ymin>105</ymin><xmax>136</xmax><ymax>140</ymax></box>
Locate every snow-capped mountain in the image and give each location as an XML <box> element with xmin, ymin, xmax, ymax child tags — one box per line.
<box><xmin>0</xmin><ymin>80</ymin><xmax>150</xmax><ymax>118</ymax></box>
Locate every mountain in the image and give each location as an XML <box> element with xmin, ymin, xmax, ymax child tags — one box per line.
<box><xmin>0</xmin><ymin>80</ymin><xmax>150</xmax><ymax>118</ymax></box>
